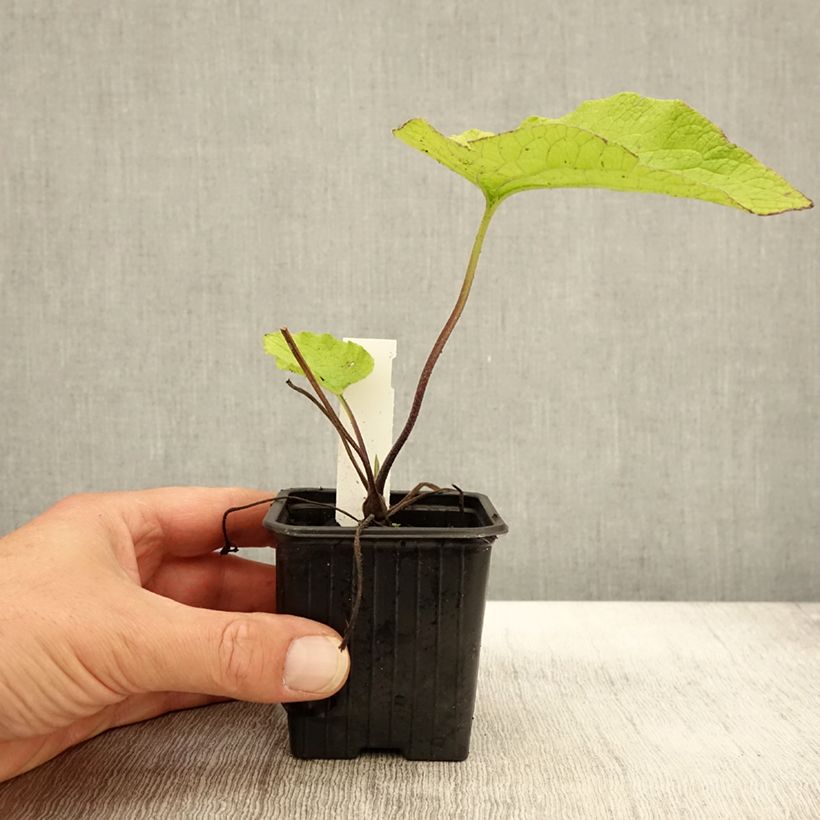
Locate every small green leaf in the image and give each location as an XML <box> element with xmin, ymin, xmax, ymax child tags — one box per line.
<box><xmin>263</xmin><ymin>331</ymin><xmax>374</xmax><ymax>396</ymax></box>
<box><xmin>394</xmin><ymin>92</ymin><xmax>812</xmax><ymax>215</ymax></box>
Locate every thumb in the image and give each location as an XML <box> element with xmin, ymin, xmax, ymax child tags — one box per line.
<box><xmin>126</xmin><ymin>594</ymin><xmax>350</xmax><ymax>703</ymax></box>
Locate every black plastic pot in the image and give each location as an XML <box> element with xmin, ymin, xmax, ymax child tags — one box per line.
<box><xmin>263</xmin><ymin>488</ymin><xmax>507</xmax><ymax>761</ymax></box>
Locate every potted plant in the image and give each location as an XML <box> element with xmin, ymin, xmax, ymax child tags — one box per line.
<box><xmin>223</xmin><ymin>92</ymin><xmax>811</xmax><ymax>761</ymax></box>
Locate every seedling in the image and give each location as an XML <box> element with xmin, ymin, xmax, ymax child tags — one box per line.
<box><xmin>266</xmin><ymin>91</ymin><xmax>810</xmax><ymax>508</ymax></box>
<box><xmin>243</xmin><ymin>92</ymin><xmax>811</xmax><ymax>643</ymax></box>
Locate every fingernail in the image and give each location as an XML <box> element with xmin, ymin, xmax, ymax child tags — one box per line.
<box><xmin>283</xmin><ymin>635</ymin><xmax>350</xmax><ymax>694</ymax></box>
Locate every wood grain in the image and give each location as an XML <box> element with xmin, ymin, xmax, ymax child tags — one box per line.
<box><xmin>1</xmin><ymin>602</ymin><xmax>818</xmax><ymax>819</ymax></box>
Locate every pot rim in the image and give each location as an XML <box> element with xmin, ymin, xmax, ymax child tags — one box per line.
<box><xmin>263</xmin><ymin>487</ymin><xmax>508</xmax><ymax>540</ymax></box>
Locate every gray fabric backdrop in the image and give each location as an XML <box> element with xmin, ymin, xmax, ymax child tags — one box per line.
<box><xmin>1</xmin><ymin>0</ymin><xmax>817</xmax><ymax>600</ymax></box>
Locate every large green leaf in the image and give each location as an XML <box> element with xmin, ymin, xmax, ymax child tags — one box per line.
<box><xmin>263</xmin><ymin>331</ymin><xmax>374</xmax><ymax>396</ymax></box>
<box><xmin>394</xmin><ymin>92</ymin><xmax>812</xmax><ymax>215</ymax></box>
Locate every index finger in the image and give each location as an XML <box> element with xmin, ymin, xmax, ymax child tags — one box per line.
<box><xmin>114</xmin><ymin>486</ymin><xmax>278</xmax><ymax>557</ymax></box>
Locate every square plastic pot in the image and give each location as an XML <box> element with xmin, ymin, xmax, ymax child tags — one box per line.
<box><xmin>263</xmin><ymin>487</ymin><xmax>507</xmax><ymax>761</ymax></box>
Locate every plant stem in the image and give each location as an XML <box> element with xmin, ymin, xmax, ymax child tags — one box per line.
<box><xmin>375</xmin><ymin>197</ymin><xmax>500</xmax><ymax>494</ymax></box>
<box><xmin>220</xmin><ymin>494</ymin><xmax>361</xmax><ymax>554</ymax></box>
<box><xmin>286</xmin><ymin>379</ymin><xmax>368</xmax><ymax>488</ymax></box>
<box><xmin>339</xmin><ymin>395</ymin><xmax>388</xmax><ymax>519</ymax></box>
<box><xmin>340</xmin><ymin>512</ymin><xmax>374</xmax><ymax>649</ymax></box>
<box><xmin>385</xmin><ymin>481</ymin><xmax>443</xmax><ymax>517</ymax></box>
<box><xmin>280</xmin><ymin>327</ymin><xmax>370</xmax><ymax>489</ymax></box>
<box><xmin>286</xmin><ymin>380</ymin><xmax>359</xmax><ymax>451</ymax></box>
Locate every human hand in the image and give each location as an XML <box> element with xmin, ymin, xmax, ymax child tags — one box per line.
<box><xmin>0</xmin><ymin>487</ymin><xmax>350</xmax><ymax>782</ymax></box>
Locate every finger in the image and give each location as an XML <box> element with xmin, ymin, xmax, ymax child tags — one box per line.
<box><xmin>113</xmin><ymin>486</ymin><xmax>279</xmax><ymax>557</ymax></box>
<box><xmin>126</xmin><ymin>594</ymin><xmax>350</xmax><ymax>703</ymax></box>
<box><xmin>145</xmin><ymin>554</ymin><xmax>277</xmax><ymax>612</ymax></box>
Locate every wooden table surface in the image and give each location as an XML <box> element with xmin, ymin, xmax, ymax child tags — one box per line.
<box><xmin>1</xmin><ymin>602</ymin><xmax>819</xmax><ymax>819</ymax></box>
